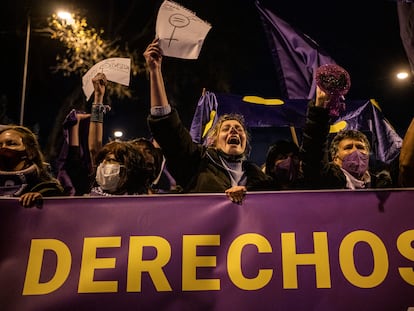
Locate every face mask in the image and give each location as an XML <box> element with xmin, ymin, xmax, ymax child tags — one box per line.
<box><xmin>95</xmin><ymin>163</ymin><xmax>122</xmax><ymax>192</ymax></box>
<box><xmin>340</xmin><ymin>150</ymin><xmax>369</xmax><ymax>178</ymax></box>
<box><xmin>0</xmin><ymin>148</ymin><xmax>27</xmax><ymax>171</ymax></box>
<box><xmin>273</xmin><ymin>156</ymin><xmax>298</xmax><ymax>185</ymax></box>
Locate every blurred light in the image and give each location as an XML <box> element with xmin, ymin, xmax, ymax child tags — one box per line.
<box><xmin>57</xmin><ymin>11</ymin><xmax>74</xmax><ymax>25</ymax></box>
<box><xmin>114</xmin><ymin>130</ymin><xmax>123</xmax><ymax>138</ymax></box>
<box><xmin>396</xmin><ymin>71</ymin><xmax>409</xmax><ymax>80</ymax></box>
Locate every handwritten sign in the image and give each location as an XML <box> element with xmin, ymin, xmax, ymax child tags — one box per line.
<box><xmin>82</xmin><ymin>58</ymin><xmax>131</xmax><ymax>100</ymax></box>
<box><xmin>156</xmin><ymin>0</ymin><xmax>212</xmax><ymax>59</ymax></box>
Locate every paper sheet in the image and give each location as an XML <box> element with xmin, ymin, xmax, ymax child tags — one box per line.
<box><xmin>82</xmin><ymin>58</ymin><xmax>131</xmax><ymax>100</ymax></box>
<box><xmin>156</xmin><ymin>0</ymin><xmax>212</xmax><ymax>59</ymax></box>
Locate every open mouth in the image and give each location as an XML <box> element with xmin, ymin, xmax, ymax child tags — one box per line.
<box><xmin>227</xmin><ymin>136</ymin><xmax>240</xmax><ymax>145</ymax></box>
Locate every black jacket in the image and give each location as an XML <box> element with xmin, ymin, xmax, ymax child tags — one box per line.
<box><xmin>300</xmin><ymin>102</ymin><xmax>393</xmax><ymax>189</ymax></box>
<box><xmin>148</xmin><ymin>109</ymin><xmax>275</xmax><ymax>193</ymax></box>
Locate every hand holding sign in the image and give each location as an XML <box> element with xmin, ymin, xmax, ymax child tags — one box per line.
<box><xmin>156</xmin><ymin>0</ymin><xmax>212</xmax><ymax>59</ymax></box>
<box><xmin>82</xmin><ymin>58</ymin><xmax>131</xmax><ymax>100</ymax></box>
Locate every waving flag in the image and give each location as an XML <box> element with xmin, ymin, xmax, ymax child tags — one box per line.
<box><xmin>189</xmin><ymin>91</ymin><xmax>218</xmax><ymax>144</ymax></box>
<box><xmin>255</xmin><ymin>1</ymin><xmax>336</xmax><ymax>99</ymax></box>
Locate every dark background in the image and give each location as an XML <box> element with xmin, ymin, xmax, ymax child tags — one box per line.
<box><xmin>1</xmin><ymin>0</ymin><xmax>413</xmax><ymax>164</ymax></box>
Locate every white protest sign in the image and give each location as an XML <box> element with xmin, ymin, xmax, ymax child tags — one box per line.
<box><xmin>82</xmin><ymin>58</ymin><xmax>131</xmax><ymax>100</ymax></box>
<box><xmin>156</xmin><ymin>0</ymin><xmax>212</xmax><ymax>59</ymax></box>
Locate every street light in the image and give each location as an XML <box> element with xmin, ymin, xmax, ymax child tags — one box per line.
<box><xmin>20</xmin><ymin>11</ymin><xmax>31</xmax><ymax>125</ymax></box>
<box><xmin>56</xmin><ymin>11</ymin><xmax>74</xmax><ymax>25</ymax></box>
<box><xmin>114</xmin><ymin>130</ymin><xmax>124</xmax><ymax>139</ymax></box>
<box><xmin>396</xmin><ymin>71</ymin><xmax>409</xmax><ymax>80</ymax></box>
<box><xmin>20</xmin><ymin>9</ymin><xmax>73</xmax><ymax>125</ymax></box>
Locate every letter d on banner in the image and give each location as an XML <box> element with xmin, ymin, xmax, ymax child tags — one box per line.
<box><xmin>23</xmin><ymin>239</ymin><xmax>71</xmax><ymax>295</ymax></box>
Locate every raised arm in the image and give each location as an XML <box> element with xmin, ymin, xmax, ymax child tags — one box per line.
<box><xmin>300</xmin><ymin>86</ymin><xmax>331</xmax><ymax>188</ymax></box>
<box><xmin>69</xmin><ymin>113</ymin><xmax>90</xmax><ymax>147</ymax></box>
<box><xmin>88</xmin><ymin>72</ymin><xmax>107</xmax><ymax>167</ymax></box>
<box><xmin>144</xmin><ymin>39</ymin><xmax>202</xmax><ymax>188</ymax></box>
<box><xmin>143</xmin><ymin>38</ymin><xmax>170</xmax><ymax>112</ymax></box>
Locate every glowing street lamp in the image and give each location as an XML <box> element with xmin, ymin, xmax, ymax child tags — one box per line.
<box><xmin>56</xmin><ymin>11</ymin><xmax>74</xmax><ymax>25</ymax></box>
<box><xmin>114</xmin><ymin>130</ymin><xmax>123</xmax><ymax>139</ymax></box>
<box><xmin>396</xmin><ymin>71</ymin><xmax>409</xmax><ymax>80</ymax></box>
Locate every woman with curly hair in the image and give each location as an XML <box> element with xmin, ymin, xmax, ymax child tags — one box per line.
<box><xmin>90</xmin><ymin>140</ymin><xmax>153</xmax><ymax>195</ymax></box>
<box><xmin>62</xmin><ymin>72</ymin><xmax>153</xmax><ymax>196</ymax></box>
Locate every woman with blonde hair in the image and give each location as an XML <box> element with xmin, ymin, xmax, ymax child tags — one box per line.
<box><xmin>144</xmin><ymin>39</ymin><xmax>274</xmax><ymax>204</ymax></box>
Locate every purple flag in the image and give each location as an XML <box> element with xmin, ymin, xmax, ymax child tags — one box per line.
<box><xmin>189</xmin><ymin>91</ymin><xmax>218</xmax><ymax>144</ymax></box>
<box><xmin>255</xmin><ymin>1</ymin><xmax>336</xmax><ymax>99</ymax></box>
<box><xmin>397</xmin><ymin>1</ymin><xmax>414</xmax><ymax>74</ymax></box>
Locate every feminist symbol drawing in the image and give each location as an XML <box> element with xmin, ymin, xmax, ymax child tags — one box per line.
<box><xmin>156</xmin><ymin>0</ymin><xmax>211</xmax><ymax>59</ymax></box>
<box><xmin>167</xmin><ymin>13</ymin><xmax>190</xmax><ymax>47</ymax></box>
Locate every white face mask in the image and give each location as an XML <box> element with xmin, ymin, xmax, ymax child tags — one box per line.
<box><xmin>95</xmin><ymin>163</ymin><xmax>122</xmax><ymax>192</ymax></box>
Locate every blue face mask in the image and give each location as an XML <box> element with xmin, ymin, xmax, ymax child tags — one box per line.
<box><xmin>341</xmin><ymin>150</ymin><xmax>369</xmax><ymax>178</ymax></box>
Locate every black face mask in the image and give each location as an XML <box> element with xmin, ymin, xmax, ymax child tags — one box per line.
<box><xmin>0</xmin><ymin>148</ymin><xmax>27</xmax><ymax>171</ymax></box>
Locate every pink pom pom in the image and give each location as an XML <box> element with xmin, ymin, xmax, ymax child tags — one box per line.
<box><xmin>316</xmin><ymin>64</ymin><xmax>351</xmax><ymax>117</ymax></box>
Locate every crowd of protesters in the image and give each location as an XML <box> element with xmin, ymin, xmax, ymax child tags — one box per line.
<box><xmin>1</xmin><ymin>39</ymin><xmax>413</xmax><ymax>207</ymax></box>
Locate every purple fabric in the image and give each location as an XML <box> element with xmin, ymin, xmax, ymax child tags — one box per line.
<box><xmin>255</xmin><ymin>1</ymin><xmax>337</xmax><ymax>99</ymax></box>
<box><xmin>189</xmin><ymin>91</ymin><xmax>219</xmax><ymax>143</ymax></box>
<box><xmin>56</xmin><ymin>109</ymin><xmax>91</xmax><ymax>195</ymax></box>
<box><xmin>315</xmin><ymin>64</ymin><xmax>351</xmax><ymax>117</ymax></box>
<box><xmin>335</xmin><ymin>100</ymin><xmax>402</xmax><ymax>164</ymax></box>
<box><xmin>341</xmin><ymin>150</ymin><xmax>370</xmax><ymax>178</ymax></box>
<box><xmin>1</xmin><ymin>190</ymin><xmax>414</xmax><ymax>310</ymax></box>
<box><xmin>397</xmin><ymin>1</ymin><xmax>414</xmax><ymax>73</ymax></box>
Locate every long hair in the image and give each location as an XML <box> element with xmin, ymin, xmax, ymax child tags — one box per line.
<box><xmin>0</xmin><ymin>125</ymin><xmax>52</xmax><ymax>179</ymax></box>
<box><xmin>130</xmin><ymin>137</ymin><xmax>161</xmax><ymax>182</ymax></box>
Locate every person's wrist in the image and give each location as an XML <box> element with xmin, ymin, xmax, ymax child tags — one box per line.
<box><xmin>94</xmin><ymin>94</ymin><xmax>104</xmax><ymax>102</ymax></box>
<box><xmin>91</xmin><ymin>103</ymin><xmax>105</xmax><ymax>123</ymax></box>
<box><xmin>151</xmin><ymin>105</ymin><xmax>171</xmax><ymax>116</ymax></box>
<box><xmin>315</xmin><ymin>99</ymin><xmax>328</xmax><ymax>109</ymax></box>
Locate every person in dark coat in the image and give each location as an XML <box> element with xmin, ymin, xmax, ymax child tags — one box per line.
<box><xmin>300</xmin><ymin>86</ymin><xmax>393</xmax><ymax>189</ymax></box>
<box><xmin>144</xmin><ymin>39</ymin><xmax>274</xmax><ymax>204</ymax></box>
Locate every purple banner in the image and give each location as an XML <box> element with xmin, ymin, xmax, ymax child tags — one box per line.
<box><xmin>1</xmin><ymin>190</ymin><xmax>414</xmax><ymax>311</ymax></box>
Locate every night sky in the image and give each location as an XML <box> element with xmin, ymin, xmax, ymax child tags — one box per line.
<box><xmin>2</xmin><ymin>1</ymin><xmax>414</xmax><ymax>161</ymax></box>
